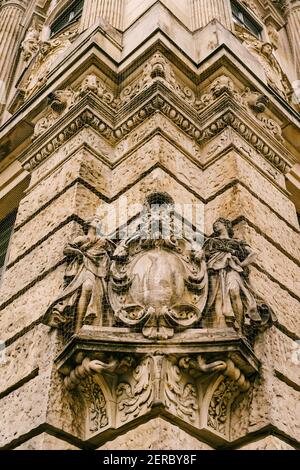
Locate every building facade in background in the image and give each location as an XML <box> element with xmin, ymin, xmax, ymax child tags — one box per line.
<box><xmin>0</xmin><ymin>0</ymin><xmax>300</xmax><ymax>450</ymax></box>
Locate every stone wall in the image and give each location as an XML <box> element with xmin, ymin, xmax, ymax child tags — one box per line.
<box><xmin>0</xmin><ymin>0</ymin><xmax>299</xmax><ymax>451</ymax></box>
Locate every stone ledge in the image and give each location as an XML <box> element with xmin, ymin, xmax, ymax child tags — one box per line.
<box><xmin>238</xmin><ymin>435</ymin><xmax>295</xmax><ymax>450</ymax></box>
<box><xmin>14</xmin><ymin>433</ymin><xmax>80</xmax><ymax>450</ymax></box>
<box><xmin>99</xmin><ymin>417</ymin><xmax>213</xmax><ymax>450</ymax></box>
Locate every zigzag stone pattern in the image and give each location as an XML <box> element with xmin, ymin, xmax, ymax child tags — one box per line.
<box><xmin>0</xmin><ymin>0</ymin><xmax>299</xmax><ymax>451</ymax></box>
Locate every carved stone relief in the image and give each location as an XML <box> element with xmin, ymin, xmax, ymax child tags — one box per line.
<box><xmin>109</xmin><ymin>194</ymin><xmax>208</xmax><ymax>340</ymax></box>
<box><xmin>235</xmin><ymin>24</ymin><xmax>291</xmax><ymax>98</ymax></box>
<box><xmin>43</xmin><ymin>196</ymin><xmax>276</xmax><ymax>342</ymax></box>
<box><xmin>58</xmin><ymin>350</ymin><xmax>255</xmax><ymax>442</ymax></box>
<box><xmin>80</xmin><ymin>375</ymin><xmax>109</xmax><ymax>434</ymax></box>
<box><xmin>21</xmin><ymin>27</ymin><xmax>40</xmax><ymax>65</ymax></box>
<box><xmin>19</xmin><ymin>26</ymin><xmax>78</xmax><ymax>100</ymax></box>
<box><xmin>43</xmin><ymin>194</ymin><xmax>277</xmax><ymax>443</ymax></box>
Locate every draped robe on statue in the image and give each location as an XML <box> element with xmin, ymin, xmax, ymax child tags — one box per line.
<box><xmin>204</xmin><ymin>237</ymin><xmax>262</xmax><ymax>328</ymax></box>
<box><xmin>45</xmin><ymin>235</ymin><xmax>113</xmax><ymax>328</ymax></box>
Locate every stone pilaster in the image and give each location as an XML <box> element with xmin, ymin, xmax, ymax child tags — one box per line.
<box><xmin>80</xmin><ymin>0</ymin><xmax>123</xmax><ymax>31</ymax></box>
<box><xmin>286</xmin><ymin>0</ymin><xmax>300</xmax><ymax>76</ymax></box>
<box><xmin>190</xmin><ymin>0</ymin><xmax>233</xmax><ymax>30</ymax></box>
<box><xmin>0</xmin><ymin>1</ymin><xmax>30</xmax><ymax>113</ymax></box>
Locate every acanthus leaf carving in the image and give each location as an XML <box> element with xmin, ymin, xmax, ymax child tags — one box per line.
<box><xmin>79</xmin><ymin>375</ymin><xmax>109</xmax><ymax>434</ymax></box>
<box><xmin>207</xmin><ymin>377</ymin><xmax>240</xmax><ymax>435</ymax></box>
<box><xmin>164</xmin><ymin>360</ymin><xmax>198</xmax><ymax>423</ymax></box>
<box><xmin>116</xmin><ymin>356</ymin><xmax>154</xmax><ymax>423</ymax></box>
<box><xmin>179</xmin><ymin>356</ymin><xmax>251</xmax><ymax>392</ymax></box>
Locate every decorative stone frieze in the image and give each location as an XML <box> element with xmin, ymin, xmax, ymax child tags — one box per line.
<box><xmin>53</xmin><ymin>327</ymin><xmax>260</xmax><ymax>444</ymax></box>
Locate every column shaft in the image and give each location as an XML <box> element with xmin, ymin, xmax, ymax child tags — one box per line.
<box><xmin>286</xmin><ymin>1</ymin><xmax>300</xmax><ymax>76</ymax></box>
<box><xmin>0</xmin><ymin>1</ymin><xmax>30</xmax><ymax>109</ymax></box>
<box><xmin>80</xmin><ymin>0</ymin><xmax>123</xmax><ymax>31</ymax></box>
<box><xmin>191</xmin><ymin>0</ymin><xmax>233</xmax><ymax>30</ymax></box>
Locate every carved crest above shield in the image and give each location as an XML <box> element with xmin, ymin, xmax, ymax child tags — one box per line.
<box><xmin>108</xmin><ymin>193</ymin><xmax>208</xmax><ymax>339</ymax></box>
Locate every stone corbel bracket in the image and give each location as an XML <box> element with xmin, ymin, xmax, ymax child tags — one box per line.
<box><xmin>55</xmin><ymin>327</ymin><xmax>260</xmax><ymax>446</ymax></box>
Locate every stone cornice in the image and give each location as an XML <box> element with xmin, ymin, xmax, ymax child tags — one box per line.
<box><xmin>20</xmin><ymin>86</ymin><xmax>294</xmax><ymax>175</ymax></box>
<box><xmin>2</xmin><ymin>37</ymin><xmax>300</xmax><ymax>164</ymax></box>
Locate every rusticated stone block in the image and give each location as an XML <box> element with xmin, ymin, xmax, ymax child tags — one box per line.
<box><xmin>249</xmin><ymin>267</ymin><xmax>300</xmax><ymax>337</ymax></box>
<box><xmin>234</xmin><ymin>223</ymin><xmax>300</xmax><ymax>297</ymax></box>
<box><xmin>30</xmin><ymin>127</ymin><xmax>113</xmax><ymax>188</ymax></box>
<box><xmin>0</xmin><ymin>372</ymin><xmax>50</xmax><ymax>448</ymax></box>
<box><xmin>238</xmin><ymin>436</ymin><xmax>295</xmax><ymax>450</ymax></box>
<box><xmin>99</xmin><ymin>417</ymin><xmax>213</xmax><ymax>450</ymax></box>
<box><xmin>249</xmin><ymin>371</ymin><xmax>300</xmax><ymax>443</ymax></box>
<box><xmin>9</xmin><ymin>184</ymin><xmax>101</xmax><ymax>264</ymax></box>
<box><xmin>0</xmin><ymin>221</ymin><xmax>82</xmax><ymax>306</ymax></box>
<box><xmin>254</xmin><ymin>327</ymin><xmax>300</xmax><ymax>389</ymax></box>
<box><xmin>205</xmin><ymin>184</ymin><xmax>300</xmax><ymax>264</ymax></box>
<box><xmin>15</xmin><ymin>149</ymin><xmax>110</xmax><ymax>228</ymax></box>
<box><xmin>0</xmin><ymin>265</ymin><xmax>65</xmax><ymax>344</ymax></box>
<box><xmin>234</xmin><ymin>153</ymin><xmax>298</xmax><ymax>228</ymax></box>
<box><xmin>45</xmin><ymin>370</ymin><xmax>85</xmax><ymax>440</ymax></box>
<box><xmin>14</xmin><ymin>433</ymin><xmax>80</xmax><ymax>450</ymax></box>
<box><xmin>0</xmin><ymin>325</ymin><xmax>57</xmax><ymax>397</ymax></box>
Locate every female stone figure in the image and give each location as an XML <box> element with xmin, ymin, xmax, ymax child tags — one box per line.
<box><xmin>203</xmin><ymin>218</ymin><xmax>269</xmax><ymax>330</ymax></box>
<box><xmin>44</xmin><ymin>217</ymin><xmax>115</xmax><ymax>334</ymax></box>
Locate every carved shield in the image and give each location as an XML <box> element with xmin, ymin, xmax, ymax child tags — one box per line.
<box><xmin>108</xmin><ymin>237</ymin><xmax>208</xmax><ymax>339</ymax></box>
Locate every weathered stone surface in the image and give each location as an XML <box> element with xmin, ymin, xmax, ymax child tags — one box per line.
<box><xmin>238</xmin><ymin>436</ymin><xmax>295</xmax><ymax>450</ymax></box>
<box><xmin>45</xmin><ymin>370</ymin><xmax>85</xmax><ymax>440</ymax></box>
<box><xmin>9</xmin><ymin>184</ymin><xmax>101</xmax><ymax>264</ymax></box>
<box><xmin>30</xmin><ymin>127</ymin><xmax>113</xmax><ymax>188</ymax></box>
<box><xmin>0</xmin><ymin>325</ymin><xmax>57</xmax><ymax>396</ymax></box>
<box><xmin>254</xmin><ymin>327</ymin><xmax>300</xmax><ymax>389</ymax></box>
<box><xmin>249</xmin><ymin>371</ymin><xmax>300</xmax><ymax>442</ymax></box>
<box><xmin>235</xmin><ymin>223</ymin><xmax>300</xmax><ymax>297</ymax></box>
<box><xmin>234</xmin><ymin>153</ymin><xmax>298</xmax><ymax>228</ymax></box>
<box><xmin>0</xmin><ymin>373</ymin><xmax>50</xmax><ymax>448</ymax></box>
<box><xmin>249</xmin><ymin>267</ymin><xmax>300</xmax><ymax>338</ymax></box>
<box><xmin>0</xmin><ymin>371</ymin><xmax>84</xmax><ymax>448</ymax></box>
<box><xmin>14</xmin><ymin>433</ymin><xmax>80</xmax><ymax>450</ymax></box>
<box><xmin>99</xmin><ymin>417</ymin><xmax>213</xmax><ymax>450</ymax></box>
<box><xmin>0</xmin><ymin>265</ymin><xmax>65</xmax><ymax>344</ymax></box>
<box><xmin>15</xmin><ymin>150</ymin><xmax>104</xmax><ymax>228</ymax></box>
<box><xmin>205</xmin><ymin>184</ymin><xmax>300</xmax><ymax>263</ymax></box>
<box><xmin>0</xmin><ymin>221</ymin><xmax>82</xmax><ymax>306</ymax></box>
